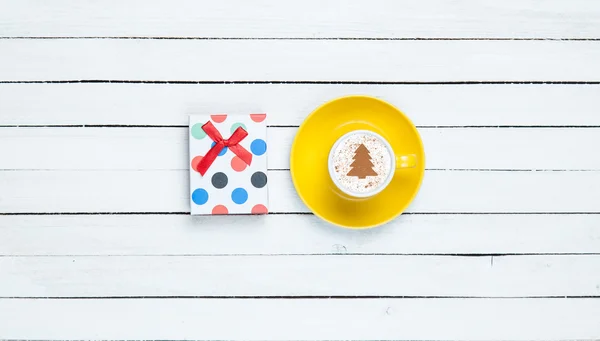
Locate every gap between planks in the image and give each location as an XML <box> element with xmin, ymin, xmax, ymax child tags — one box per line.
<box><xmin>3</xmin><ymin>253</ymin><xmax>600</xmax><ymax>257</ymax></box>
<box><xmin>0</xmin><ymin>210</ymin><xmax>598</xmax><ymax>215</ymax></box>
<box><xmin>2</xmin><ymin>296</ymin><xmax>600</xmax><ymax>299</ymax></box>
<box><xmin>2</xmin><ymin>80</ymin><xmax>600</xmax><ymax>84</ymax></box>
<box><xmin>2</xmin><ymin>37</ymin><xmax>600</xmax><ymax>41</ymax></box>
<box><xmin>2</xmin><ymin>124</ymin><xmax>600</xmax><ymax>128</ymax></box>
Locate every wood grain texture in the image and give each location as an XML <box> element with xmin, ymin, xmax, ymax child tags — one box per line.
<box><xmin>0</xmin><ymin>214</ymin><xmax>600</xmax><ymax>256</ymax></box>
<box><xmin>2</xmin><ymin>84</ymin><xmax>599</xmax><ymax>126</ymax></box>
<box><xmin>3</xmin><ymin>255</ymin><xmax>600</xmax><ymax>297</ymax></box>
<box><xmin>1</xmin><ymin>170</ymin><xmax>600</xmax><ymax>213</ymax></box>
<box><xmin>2</xmin><ymin>1</ymin><xmax>600</xmax><ymax>339</ymax></box>
<box><xmin>1</xmin><ymin>298</ymin><xmax>599</xmax><ymax>340</ymax></box>
<box><xmin>1</xmin><ymin>127</ymin><xmax>599</xmax><ymax>170</ymax></box>
<box><xmin>2</xmin><ymin>40</ymin><xmax>600</xmax><ymax>81</ymax></box>
<box><xmin>2</xmin><ymin>214</ymin><xmax>600</xmax><ymax>256</ymax></box>
<box><xmin>1</xmin><ymin>0</ymin><xmax>599</xmax><ymax>38</ymax></box>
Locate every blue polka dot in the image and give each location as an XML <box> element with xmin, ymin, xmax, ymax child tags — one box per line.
<box><xmin>231</xmin><ymin>188</ymin><xmax>248</xmax><ymax>204</ymax></box>
<box><xmin>250</xmin><ymin>139</ymin><xmax>267</xmax><ymax>156</ymax></box>
<box><xmin>192</xmin><ymin>188</ymin><xmax>209</xmax><ymax>205</ymax></box>
<box><xmin>211</xmin><ymin>142</ymin><xmax>228</xmax><ymax>156</ymax></box>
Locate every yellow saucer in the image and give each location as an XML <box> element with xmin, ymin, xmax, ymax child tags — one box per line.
<box><xmin>290</xmin><ymin>95</ymin><xmax>425</xmax><ymax>229</ymax></box>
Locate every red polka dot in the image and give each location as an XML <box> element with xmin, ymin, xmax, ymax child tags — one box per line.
<box><xmin>250</xmin><ymin>113</ymin><xmax>266</xmax><ymax>122</ymax></box>
<box><xmin>231</xmin><ymin>156</ymin><xmax>247</xmax><ymax>172</ymax></box>
<box><xmin>212</xmin><ymin>205</ymin><xmax>229</xmax><ymax>215</ymax></box>
<box><xmin>251</xmin><ymin>204</ymin><xmax>268</xmax><ymax>214</ymax></box>
<box><xmin>211</xmin><ymin>114</ymin><xmax>227</xmax><ymax>123</ymax></box>
<box><xmin>191</xmin><ymin>155</ymin><xmax>203</xmax><ymax>172</ymax></box>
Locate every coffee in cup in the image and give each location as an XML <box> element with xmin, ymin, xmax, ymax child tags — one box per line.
<box><xmin>328</xmin><ymin>130</ymin><xmax>416</xmax><ymax>198</ymax></box>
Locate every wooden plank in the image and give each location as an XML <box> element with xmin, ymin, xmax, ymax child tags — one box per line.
<box><xmin>1</xmin><ymin>0</ymin><xmax>599</xmax><ymax>38</ymax></box>
<box><xmin>2</xmin><ymin>83</ymin><xmax>599</xmax><ymax>126</ymax></box>
<box><xmin>1</xmin><ymin>298</ymin><xmax>598</xmax><ymax>340</ymax></box>
<box><xmin>2</xmin><ymin>40</ymin><xmax>600</xmax><ymax>81</ymax></box>
<box><xmin>3</xmin><ymin>255</ymin><xmax>600</xmax><ymax>297</ymax></box>
<box><xmin>2</xmin><ymin>214</ymin><xmax>599</xmax><ymax>256</ymax></box>
<box><xmin>1</xmin><ymin>127</ymin><xmax>599</xmax><ymax>171</ymax></box>
<box><xmin>0</xmin><ymin>170</ymin><xmax>599</xmax><ymax>213</ymax></box>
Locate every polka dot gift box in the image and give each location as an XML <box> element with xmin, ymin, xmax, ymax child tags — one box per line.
<box><xmin>189</xmin><ymin>113</ymin><xmax>268</xmax><ymax>215</ymax></box>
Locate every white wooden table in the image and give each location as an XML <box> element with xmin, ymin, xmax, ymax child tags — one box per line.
<box><xmin>1</xmin><ymin>0</ymin><xmax>600</xmax><ymax>339</ymax></box>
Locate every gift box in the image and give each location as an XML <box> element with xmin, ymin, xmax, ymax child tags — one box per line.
<box><xmin>189</xmin><ymin>113</ymin><xmax>268</xmax><ymax>215</ymax></box>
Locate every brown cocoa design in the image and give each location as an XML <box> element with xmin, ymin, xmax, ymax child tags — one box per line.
<box><xmin>346</xmin><ymin>144</ymin><xmax>378</xmax><ymax>179</ymax></box>
<box><xmin>331</xmin><ymin>132</ymin><xmax>391</xmax><ymax>195</ymax></box>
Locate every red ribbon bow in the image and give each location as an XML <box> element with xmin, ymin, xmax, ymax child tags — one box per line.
<box><xmin>196</xmin><ymin>121</ymin><xmax>252</xmax><ymax>176</ymax></box>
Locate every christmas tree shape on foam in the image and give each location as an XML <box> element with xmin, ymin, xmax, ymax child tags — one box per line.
<box><xmin>346</xmin><ymin>144</ymin><xmax>378</xmax><ymax>179</ymax></box>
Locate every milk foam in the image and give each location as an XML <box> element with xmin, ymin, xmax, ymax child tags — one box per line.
<box><xmin>330</xmin><ymin>132</ymin><xmax>392</xmax><ymax>195</ymax></box>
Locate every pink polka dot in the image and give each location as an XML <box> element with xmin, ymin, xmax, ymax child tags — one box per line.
<box><xmin>191</xmin><ymin>155</ymin><xmax>203</xmax><ymax>172</ymax></box>
<box><xmin>251</xmin><ymin>204</ymin><xmax>268</xmax><ymax>214</ymax></box>
<box><xmin>212</xmin><ymin>205</ymin><xmax>229</xmax><ymax>215</ymax></box>
<box><xmin>231</xmin><ymin>156</ymin><xmax>247</xmax><ymax>172</ymax></box>
<box><xmin>250</xmin><ymin>113</ymin><xmax>266</xmax><ymax>122</ymax></box>
<box><xmin>211</xmin><ymin>114</ymin><xmax>227</xmax><ymax>123</ymax></box>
